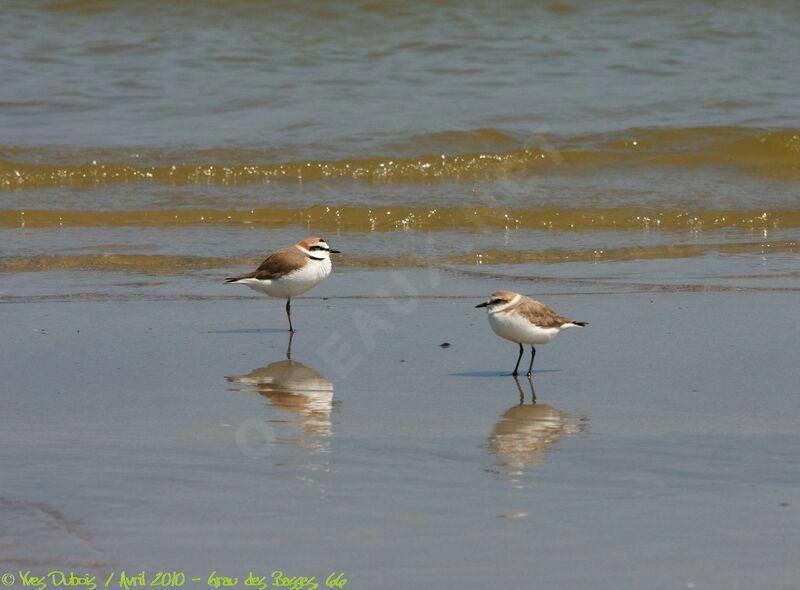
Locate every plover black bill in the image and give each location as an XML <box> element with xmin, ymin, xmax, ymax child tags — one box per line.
<box><xmin>225</xmin><ymin>237</ymin><xmax>340</xmax><ymax>332</ymax></box>
<box><xmin>476</xmin><ymin>290</ymin><xmax>588</xmax><ymax>376</ymax></box>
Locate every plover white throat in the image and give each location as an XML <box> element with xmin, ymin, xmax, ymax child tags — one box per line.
<box><xmin>476</xmin><ymin>290</ymin><xmax>588</xmax><ymax>376</ymax></box>
<box><xmin>225</xmin><ymin>237</ymin><xmax>340</xmax><ymax>332</ymax></box>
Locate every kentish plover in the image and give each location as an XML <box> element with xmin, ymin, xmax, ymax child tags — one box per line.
<box><xmin>476</xmin><ymin>291</ymin><xmax>587</xmax><ymax>376</ymax></box>
<box><xmin>225</xmin><ymin>237</ymin><xmax>340</xmax><ymax>332</ymax></box>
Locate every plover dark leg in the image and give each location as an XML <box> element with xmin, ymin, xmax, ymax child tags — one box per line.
<box><xmin>286</xmin><ymin>298</ymin><xmax>294</xmax><ymax>333</ymax></box>
<box><xmin>526</xmin><ymin>346</ymin><xmax>536</xmax><ymax>377</ymax></box>
<box><xmin>512</xmin><ymin>342</ymin><xmax>524</xmax><ymax>376</ymax></box>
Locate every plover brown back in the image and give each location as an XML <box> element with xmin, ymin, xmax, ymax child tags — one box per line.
<box><xmin>476</xmin><ymin>290</ymin><xmax>587</xmax><ymax>376</ymax></box>
<box><xmin>225</xmin><ymin>237</ymin><xmax>340</xmax><ymax>332</ymax></box>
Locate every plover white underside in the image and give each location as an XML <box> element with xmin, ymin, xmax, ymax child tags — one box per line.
<box><xmin>477</xmin><ymin>290</ymin><xmax>588</xmax><ymax>376</ymax></box>
<box><xmin>225</xmin><ymin>237</ymin><xmax>340</xmax><ymax>332</ymax></box>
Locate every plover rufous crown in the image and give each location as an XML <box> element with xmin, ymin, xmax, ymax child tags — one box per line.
<box><xmin>225</xmin><ymin>237</ymin><xmax>340</xmax><ymax>332</ymax></box>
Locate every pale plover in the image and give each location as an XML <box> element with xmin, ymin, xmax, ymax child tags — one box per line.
<box><xmin>476</xmin><ymin>291</ymin><xmax>587</xmax><ymax>376</ymax></box>
<box><xmin>225</xmin><ymin>237</ymin><xmax>340</xmax><ymax>332</ymax></box>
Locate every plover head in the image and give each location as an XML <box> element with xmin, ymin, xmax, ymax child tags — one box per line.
<box><xmin>296</xmin><ymin>236</ymin><xmax>341</xmax><ymax>257</ymax></box>
<box><xmin>475</xmin><ymin>290</ymin><xmax>520</xmax><ymax>313</ymax></box>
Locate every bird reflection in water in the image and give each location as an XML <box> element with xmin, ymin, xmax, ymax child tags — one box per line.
<box><xmin>226</xmin><ymin>332</ymin><xmax>335</xmax><ymax>453</ymax></box>
<box><xmin>487</xmin><ymin>376</ymin><xmax>586</xmax><ymax>479</ymax></box>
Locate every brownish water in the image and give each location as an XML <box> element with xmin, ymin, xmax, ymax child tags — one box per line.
<box><xmin>2</xmin><ymin>128</ymin><xmax>799</xmax><ymax>189</ymax></box>
<box><xmin>2</xmin><ymin>2</ymin><xmax>799</xmax><ymax>277</ymax></box>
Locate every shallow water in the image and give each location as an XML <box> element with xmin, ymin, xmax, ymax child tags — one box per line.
<box><xmin>1</xmin><ymin>1</ymin><xmax>799</xmax><ymax>277</ymax></box>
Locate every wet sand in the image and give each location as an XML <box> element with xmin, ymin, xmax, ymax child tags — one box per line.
<box><xmin>2</xmin><ymin>263</ymin><xmax>799</xmax><ymax>589</ymax></box>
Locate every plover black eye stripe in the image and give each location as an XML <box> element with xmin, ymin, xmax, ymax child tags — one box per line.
<box><xmin>223</xmin><ymin>236</ymin><xmax>337</xmax><ymax>333</ymax></box>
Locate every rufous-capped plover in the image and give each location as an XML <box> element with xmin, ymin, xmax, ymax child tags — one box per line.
<box><xmin>476</xmin><ymin>290</ymin><xmax>588</xmax><ymax>376</ymax></box>
<box><xmin>225</xmin><ymin>237</ymin><xmax>340</xmax><ymax>332</ymax></box>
